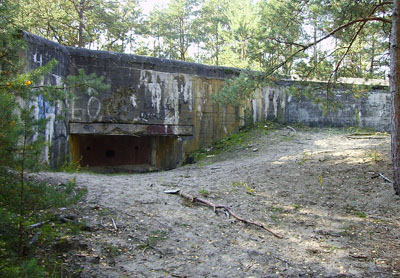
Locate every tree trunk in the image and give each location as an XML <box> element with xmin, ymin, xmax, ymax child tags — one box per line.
<box><xmin>78</xmin><ymin>0</ymin><xmax>85</xmax><ymax>48</ymax></box>
<box><xmin>370</xmin><ymin>39</ymin><xmax>375</xmax><ymax>75</ymax></box>
<box><xmin>391</xmin><ymin>0</ymin><xmax>400</xmax><ymax>195</ymax></box>
<box><xmin>215</xmin><ymin>23</ymin><xmax>219</xmax><ymax>66</ymax></box>
<box><xmin>179</xmin><ymin>17</ymin><xmax>185</xmax><ymax>61</ymax></box>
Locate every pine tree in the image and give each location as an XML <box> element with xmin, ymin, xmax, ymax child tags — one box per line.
<box><xmin>146</xmin><ymin>0</ymin><xmax>199</xmax><ymax>61</ymax></box>
<box><xmin>15</xmin><ymin>0</ymin><xmax>143</xmax><ymax>51</ymax></box>
<box><xmin>1</xmin><ymin>1</ymin><xmax>110</xmax><ymax>273</ymax></box>
<box><xmin>195</xmin><ymin>0</ymin><xmax>229</xmax><ymax>65</ymax></box>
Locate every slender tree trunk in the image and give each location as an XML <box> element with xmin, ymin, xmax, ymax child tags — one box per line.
<box><xmin>391</xmin><ymin>0</ymin><xmax>400</xmax><ymax>195</ymax></box>
<box><xmin>157</xmin><ymin>24</ymin><xmax>161</xmax><ymax>57</ymax></box>
<box><xmin>179</xmin><ymin>17</ymin><xmax>185</xmax><ymax>61</ymax></box>
<box><xmin>370</xmin><ymin>39</ymin><xmax>375</xmax><ymax>75</ymax></box>
<box><xmin>313</xmin><ymin>16</ymin><xmax>317</xmax><ymax>61</ymax></box>
<box><xmin>78</xmin><ymin>0</ymin><xmax>85</xmax><ymax>48</ymax></box>
<box><xmin>215</xmin><ymin>23</ymin><xmax>219</xmax><ymax>66</ymax></box>
<box><xmin>18</xmin><ymin>120</ymin><xmax>27</xmax><ymax>258</ymax></box>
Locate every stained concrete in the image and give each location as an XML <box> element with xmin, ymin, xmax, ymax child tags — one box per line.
<box><xmin>23</xmin><ymin>32</ymin><xmax>391</xmax><ymax>170</ymax></box>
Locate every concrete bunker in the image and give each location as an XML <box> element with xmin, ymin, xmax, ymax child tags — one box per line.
<box><xmin>65</xmin><ymin>48</ymin><xmax>197</xmax><ymax>172</ymax></box>
<box><xmin>23</xmin><ymin>32</ymin><xmax>391</xmax><ymax>170</ymax></box>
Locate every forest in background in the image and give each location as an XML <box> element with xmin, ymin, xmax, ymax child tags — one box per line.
<box><xmin>17</xmin><ymin>0</ymin><xmax>392</xmax><ymax>81</ymax></box>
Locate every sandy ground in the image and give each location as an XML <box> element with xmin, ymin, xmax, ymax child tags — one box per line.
<box><xmin>36</xmin><ymin>127</ymin><xmax>400</xmax><ymax>277</ymax></box>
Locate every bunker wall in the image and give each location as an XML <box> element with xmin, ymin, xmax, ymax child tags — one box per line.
<box><xmin>23</xmin><ymin>32</ymin><xmax>391</xmax><ymax>169</ymax></box>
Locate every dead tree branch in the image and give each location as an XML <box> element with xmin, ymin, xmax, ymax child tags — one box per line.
<box><xmin>286</xmin><ymin>126</ymin><xmax>297</xmax><ymax>134</ymax></box>
<box><xmin>28</xmin><ymin>220</ymin><xmax>49</xmax><ymax>229</ymax></box>
<box><xmin>111</xmin><ymin>217</ymin><xmax>118</xmax><ymax>230</ymax></box>
<box><xmin>379</xmin><ymin>173</ymin><xmax>393</xmax><ymax>183</ymax></box>
<box><xmin>165</xmin><ymin>189</ymin><xmax>283</xmax><ymax>239</ymax></box>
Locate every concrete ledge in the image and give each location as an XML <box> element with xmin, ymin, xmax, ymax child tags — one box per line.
<box><xmin>70</xmin><ymin>123</ymin><xmax>193</xmax><ymax>136</ymax></box>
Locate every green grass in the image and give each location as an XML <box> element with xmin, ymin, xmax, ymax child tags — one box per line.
<box><xmin>353</xmin><ymin>210</ymin><xmax>367</xmax><ymax>218</ymax></box>
<box><xmin>232</xmin><ymin>181</ymin><xmax>255</xmax><ymax>194</ymax></box>
<box><xmin>346</xmin><ymin>126</ymin><xmax>378</xmax><ymax>135</ymax></box>
<box><xmin>368</xmin><ymin>148</ymin><xmax>382</xmax><ymax>163</ymax></box>
<box><xmin>186</xmin><ymin>120</ymin><xmax>286</xmax><ymax>163</ymax></box>
<box><xmin>199</xmin><ymin>189</ymin><xmax>210</xmax><ymax>197</ymax></box>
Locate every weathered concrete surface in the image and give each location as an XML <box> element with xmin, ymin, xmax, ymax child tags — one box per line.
<box><xmin>69</xmin><ymin>123</ymin><xmax>193</xmax><ymax>136</ymax></box>
<box><xmin>284</xmin><ymin>84</ymin><xmax>391</xmax><ymax>131</ymax></box>
<box><xmin>64</xmin><ymin>45</ymin><xmax>245</xmax><ymax>169</ymax></box>
<box><xmin>23</xmin><ymin>32</ymin><xmax>391</xmax><ymax>170</ymax></box>
<box><xmin>24</xmin><ymin>32</ymin><xmax>71</xmax><ymax>168</ymax></box>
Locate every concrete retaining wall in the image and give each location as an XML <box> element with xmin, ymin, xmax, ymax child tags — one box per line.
<box><xmin>23</xmin><ymin>32</ymin><xmax>391</xmax><ymax>170</ymax></box>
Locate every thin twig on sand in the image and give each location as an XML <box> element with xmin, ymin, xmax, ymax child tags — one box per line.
<box><xmin>286</xmin><ymin>126</ymin><xmax>297</xmax><ymax>134</ymax></box>
<box><xmin>379</xmin><ymin>173</ymin><xmax>393</xmax><ymax>183</ymax></box>
<box><xmin>165</xmin><ymin>189</ymin><xmax>283</xmax><ymax>239</ymax></box>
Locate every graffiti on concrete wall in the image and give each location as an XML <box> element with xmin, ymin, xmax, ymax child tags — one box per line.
<box><xmin>69</xmin><ymin>69</ymin><xmax>194</xmax><ymax>127</ymax></box>
<box><xmin>24</xmin><ymin>31</ymin><xmax>391</xmax><ymax>168</ymax></box>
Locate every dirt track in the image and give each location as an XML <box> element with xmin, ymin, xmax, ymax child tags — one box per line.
<box><xmin>36</xmin><ymin>128</ymin><xmax>400</xmax><ymax>277</ymax></box>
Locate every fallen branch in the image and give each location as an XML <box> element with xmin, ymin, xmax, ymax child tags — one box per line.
<box><xmin>165</xmin><ymin>189</ymin><xmax>283</xmax><ymax>239</ymax></box>
<box><xmin>346</xmin><ymin>136</ymin><xmax>386</xmax><ymax>140</ymax></box>
<box><xmin>29</xmin><ymin>232</ymin><xmax>42</xmax><ymax>246</ymax></box>
<box><xmin>349</xmin><ymin>253</ymin><xmax>368</xmax><ymax>259</ymax></box>
<box><xmin>28</xmin><ymin>220</ymin><xmax>49</xmax><ymax>229</ymax></box>
<box><xmin>348</xmin><ymin>133</ymin><xmax>374</xmax><ymax>136</ymax></box>
<box><xmin>28</xmin><ymin>215</ymin><xmax>80</xmax><ymax>230</ymax></box>
<box><xmin>286</xmin><ymin>126</ymin><xmax>297</xmax><ymax>134</ymax></box>
<box><xmin>111</xmin><ymin>217</ymin><xmax>118</xmax><ymax>230</ymax></box>
<box><xmin>100</xmin><ymin>218</ymin><xmax>106</xmax><ymax>228</ymax></box>
<box><xmin>379</xmin><ymin>173</ymin><xmax>393</xmax><ymax>183</ymax></box>
<box><xmin>346</xmin><ymin>133</ymin><xmax>388</xmax><ymax>140</ymax></box>
<box><xmin>171</xmin><ymin>274</ymin><xmax>187</xmax><ymax>278</ymax></box>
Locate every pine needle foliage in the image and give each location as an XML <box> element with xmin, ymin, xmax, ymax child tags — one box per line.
<box><xmin>213</xmin><ymin>71</ymin><xmax>275</xmax><ymax>106</ymax></box>
<box><xmin>0</xmin><ymin>1</ymin><xmax>110</xmax><ymax>275</ymax></box>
